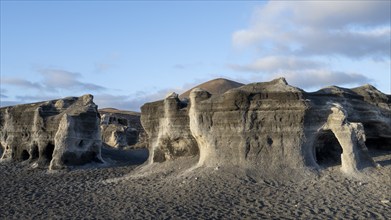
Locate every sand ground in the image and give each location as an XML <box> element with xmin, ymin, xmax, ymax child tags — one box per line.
<box><xmin>0</xmin><ymin>147</ymin><xmax>390</xmax><ymax>219</ymax></box>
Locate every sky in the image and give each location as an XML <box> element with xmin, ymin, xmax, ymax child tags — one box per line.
<box><xmin>1</xmin><ymin>1</ymin><xmax>390</xmax><ymax>111</ymax></box>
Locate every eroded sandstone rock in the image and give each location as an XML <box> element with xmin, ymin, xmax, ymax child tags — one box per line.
<box><xmin>0</xmin><ymin>94</ymin><xmax>103</xmax><ymax>169</ymax></box>
<box><xmin>141</xmin><ymin>78</ymin><xmax>391</xmax><ymax>175</ymax></box>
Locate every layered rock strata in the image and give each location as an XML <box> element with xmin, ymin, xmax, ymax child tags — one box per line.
<box><xmin>141</xmin><ymin>78</ymin><xmax>391</xmax><ymax>175</ymax></box>
<box><xmin>141</xmin><ymin>92</ymin><xmax>198</xmax><ymax>163</ymax></box>
<box><xmin>0</xmin><ymin>94</ymin><xmax>103</xmax><ymax>169</ymax></box>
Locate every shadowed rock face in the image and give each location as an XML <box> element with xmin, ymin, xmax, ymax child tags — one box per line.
<box><xmin>0</xmin><ymin>94</ymin><xmax>103</xmax><ymax>169</ymax></box>
<box><xmin>141</xmin><ymin>78</ymin><xmax>391</xmax><ymax>175</ymax></box>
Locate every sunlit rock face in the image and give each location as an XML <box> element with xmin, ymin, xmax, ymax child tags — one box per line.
<box><xmin>0</xmin><ymin>94</ymin><xmax>103</xmax><ymax>169</ymax></box>
<box><xmin>189</xmin><ymin>78</ymin><xmax>309</xmax><ymax>173</ymax></box>
<box><xmin>141</xmin><ymin>78</ymin><xmax>391</xmax><ymax>176</ymax></box>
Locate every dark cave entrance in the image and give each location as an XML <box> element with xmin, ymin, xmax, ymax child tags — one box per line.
<box><xmin>31</xmin><ymin>145</ymin><xmax>39</xmax><ymax>160</ymax></box>
<box><xmin>21</xmin><ymin>150</ymin><xmax>30</xmax><ymax>161</ymax></box>
<box><xmin>0</xmin><ymin>143</ymin><xmax>3</xmax><ymax>158</ymax></box>
<box><xmin>44</xmin><ymin>143</ymin><xmax>55</xmax><ymax>163</ymax></box>
<box><xmin>314</xmin><ymin>130</ymin><xmax>343</xmax><ymax>167</ymax></box>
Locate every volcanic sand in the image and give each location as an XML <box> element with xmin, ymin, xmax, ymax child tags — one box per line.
<box><xmin>0</xmin><ymin>147</ymin><xmax>390</xmax><ymax>219</ymax></box>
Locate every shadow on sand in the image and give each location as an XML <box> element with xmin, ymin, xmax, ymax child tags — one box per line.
<box><xmin>369</xmin><ymin>149</ymin><xmax>391</xmax><ymax>167</ymax></box>
<box><xmin>101</xmin><ymin>145</ymin><xmax>149</xmax><ymax>167</ymax></box>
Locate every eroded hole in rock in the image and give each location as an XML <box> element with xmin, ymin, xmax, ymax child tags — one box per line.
<box><xmin>21</xmin><ymin>150</ymin><xmax>30</xmax><ymax>161</ymax></box>
<box><xmin>44</xmin><ymin>143</ymin><xmax>55</xmax><ymax>162</ymax></box>
<box><xmin>31</xmin><ymin>145</ymin><xmax>39</xmax><ymax>160</ymax></box>
<box><xmin>314</xmin><ymin>130</ymin><xmax>343</xmax><ymax>167</ymax></box>
<box><xmin>267</xmin><ymin>136</ymin><xmax>273</xmax><ymax>145</ymax></box>
<box><xmin>0</xmin><ymin>143</ymin><xmax>4</xmax><ymax>157</ymax></box>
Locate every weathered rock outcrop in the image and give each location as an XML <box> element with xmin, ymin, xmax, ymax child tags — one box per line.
<box><xmin>0</xmin><ymin>94</ymin><xmax>103</xmax><ymax>169</ymax></box>
<box><xmin>141</xmin><ymin>78</ymin><xmax>391</xmax><ymax>175</ymax></box>
<box><xmin>141</xmin><ymin>92</ymin><xmax>198</xmax><ymax>163</ymax></box>
<box><xmin>99</xmin><ymin>108</ymin><xmax>146</xmax><ymax>149</ymax></box>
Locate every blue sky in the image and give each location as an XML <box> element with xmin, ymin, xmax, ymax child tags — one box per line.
<box><xmin>1</xmin><ymin>1</ymin><xmax>390</xmax><ymax>111</ymax></box>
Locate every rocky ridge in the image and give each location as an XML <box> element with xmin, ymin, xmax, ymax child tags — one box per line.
<box><xmin>141</xmin><ymin>78</ymin><xmax>391</xmax><ymax>177</ymax></box>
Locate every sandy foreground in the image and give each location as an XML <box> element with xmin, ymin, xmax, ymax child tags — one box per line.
<box><xmin>0</xmin><ymin>147</ymin><xmax>390</xmax><ymax>219</ymax></box>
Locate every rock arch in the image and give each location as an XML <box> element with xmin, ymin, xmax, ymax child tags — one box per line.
<box><xmin>21</xmin><ymin>150</ymin><xmax>30</xmax><ymax>161</ymax></box>
<box><xmin>313</xmin><ymin>129</ymin><xmax>343</xmax><ymax>167</ymax></box>
<box><xmin>319</xmin><ymin>104</ymin><xmax>377</xmax><ymax>174</ymax></box>
<box><xmin>141</xmin><ymin>78</ymin><xmax>389</xmax><ymax>177</ymax></box>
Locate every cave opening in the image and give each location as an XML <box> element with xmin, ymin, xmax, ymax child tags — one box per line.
<box><xmin>21</xmin><ymin>150</ymin><xmax>30</xmax><ymax>161</ymax></box>
<box><xmin>0</xmin><ymin>143</ymin><xmax>3</xmax><ymax>158</ymax></box>
<box><xmin>44</xmin><ymin>143</ymin><xmax>55</xmax><ymax>163</ymax></box>
<box><xmin>31</xmin><ymin>145</ymin><xmax>39</xmax><ymax>160</ymax></box>
<box><xmin>314</xmin><ymin>130</ymin><xmax>343</xmax><ymax>167</ymax></box>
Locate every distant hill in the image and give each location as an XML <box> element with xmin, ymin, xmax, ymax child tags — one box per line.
<box><xmin>179</xmin><ymin>78</ymin><xmax>244</xmax><ymax>99</ymax></box>
<box><xmin>99</xmin><ymin>108</ymin><xmax>141</xmax><ymax>116</ymax></box>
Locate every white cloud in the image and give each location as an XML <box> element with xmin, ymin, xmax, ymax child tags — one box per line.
<box><xmin>94</xmin><ymin>80</ymin><xmax>206</xmax><ymax>111</ymax></box>
<box><xmin>2</xmin><ymin>78</ymin><xmax>43</xmax><ymax>90</ymax></box>
<box><xmin>272</xmin><ymin>70</ymin><xmax>372</xmax><ymax>91</ymax></box>
<box><xmin>1</xmin><ymin>89</ymin><xmax>8</xmax><ymax>98</ymax></box>
<box><xmin>229</xmin><ymin>56</ymin><xmax>324</xmax><ymax>73</ymax></box>
<box><xmin>233</xmin><ymin>1</ymin><xmax>391</xmax><ymax>59</ymax></box>
<box><xmin>290</xmin><ymin>1</ymin><xmax>390</xmax><ymax>28</ymax></box>
<box><xmin>95</xmin><ymin>89</ymin><xmax>173</xmax><ymax>111</ymax></box>
<box><xmin>3</xmin><ymin>68</ymin><xmax>106</xmax><ymax>93</ymax></box>
<box><xmin>39</xmin><ymin>69</ymin><xmax>106</xmax><ymax>91</ymax></box>
<box><xmin>1</xmin><ymin>68</ymin><xmax>107</xmax><ymax>107</ymax></box>
<box><xmin>230</xmin><ymin>1</ymin><xmax>389</xmax><ymax>91</ymax></box>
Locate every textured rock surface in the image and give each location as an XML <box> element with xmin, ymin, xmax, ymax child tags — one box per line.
<box><xmin>141</xmin><ymin>92</ymin><xmax>198</xmax><ymax>163</ymax></box>
<box><xmin>141</xmin><ymin>78</ymin><xmax>391</xmax><ymax>175</ymax></box>
<box><xmin>0</xmin><ymin>94</ymin><xmax>103</xmax><ymax>169</ymax></box>
<box><xmin>99</xmin><ymin>108</ymin><xmax>146</xmax><ymax>149</ymax></box>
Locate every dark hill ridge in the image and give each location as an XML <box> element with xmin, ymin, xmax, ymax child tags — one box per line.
<box><xmin>179</xmin><ymin>78</ymin><xmax>244</xmax><ymax>99</ymax></box>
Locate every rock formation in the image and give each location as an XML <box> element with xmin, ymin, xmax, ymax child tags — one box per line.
<box><xmin>141</xmin><ymin>78</ymin><xmax>391</xmax><ymax>175</ymax></box>
<box><xmin>99</xmin><ymin>108</ymin><xmax>146</xmax><ymax>149</ymax></box>
<box><xmin>141</xmin><ymin>92</ymin><xmax>198</xmax><ymax>162</ymax></box>
<box><xmin>0</xmin><ymin>94</ymin><xmax>103</xmax><ymax>169</ymax></box>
